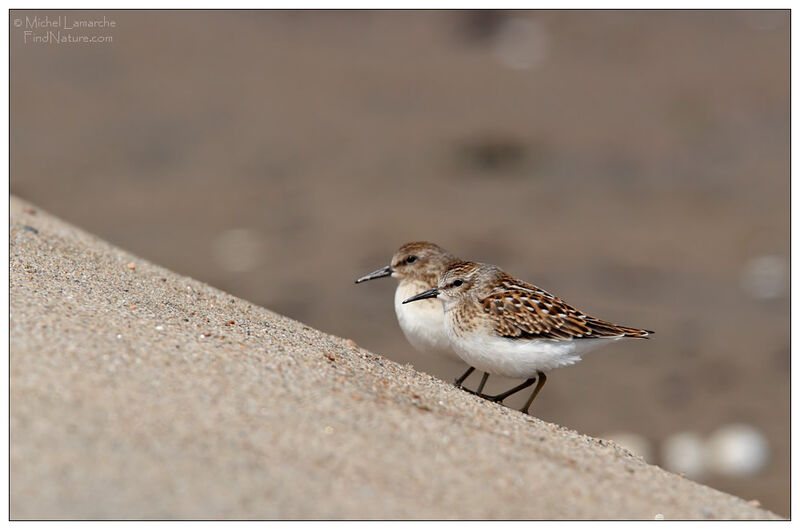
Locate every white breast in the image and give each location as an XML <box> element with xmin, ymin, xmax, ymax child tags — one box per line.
<box><xmin>446</xmin><ymin>319</ymin><xmax>622</xmax><ymax>378</ymax></box>
<box><xmin>394</xmin><ymin>281</ymin><xmax>459</xmax><ymax>359</ymax></box>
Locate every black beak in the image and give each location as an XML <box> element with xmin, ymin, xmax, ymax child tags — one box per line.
<box><xmin>402</xmin><ymin>287</ymin><xmax>440</xmax><ymax>304</ymax></box>
<box><xmin>355</xmin><ymin>265</ymin><xmax>393</xmax><ymax>284</ymax></box>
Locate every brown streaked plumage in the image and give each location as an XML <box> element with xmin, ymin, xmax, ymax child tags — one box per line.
<box><xmin>482</xmin><ymin>276</ymin><xmax>652</xmax><ymax>341</ymax></box>
<box><xmin>439</xmin><ymin>260</ymin><xmax>653</xmax><ymax>342</ymax></box>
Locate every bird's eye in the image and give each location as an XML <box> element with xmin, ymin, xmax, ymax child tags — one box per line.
<box><xmin>406</xmin><ymin>256</ymin><xmax>417</xmax><ymax>264</ymax></box>
<box><xmin>453</xmin><ymin>279</ymin><xmax>463</xmax><ymax>287</ymax></box>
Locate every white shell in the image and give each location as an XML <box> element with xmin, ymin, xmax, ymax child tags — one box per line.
<box><xmin>706</xmin><ymin>424</ymin><xmax>769</xmax><ymax>477</ymax></box>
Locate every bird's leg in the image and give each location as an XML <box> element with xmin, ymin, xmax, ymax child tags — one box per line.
<box><xmin>475</xmin><ymin>372</ymin><xmax>490</xmax><ymax>395</ymax></box>
<box><xmin>481</xmin><ymin>377</ymin><xmax>536</xmax><ymax>403</ymax></box>
<box><xmin>520</xmin><ymin>372</ymin><xmax>547</xmax><ymax>415</ymax></box>
<box><xmin>453</xmin><ymin>366</ymin><xmax>475</xmax><ymax>389</ymax></box>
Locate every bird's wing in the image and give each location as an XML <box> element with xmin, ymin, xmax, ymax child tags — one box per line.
<box><xmin>480</xmin><ymin>277</ymin><xmax>652</xmax><ymax>340</ymax></box>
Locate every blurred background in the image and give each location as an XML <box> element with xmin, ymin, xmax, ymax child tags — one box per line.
<box><xmin>11</xmin><ymin>10</ymin><xmax>788</xmax><ymax>516</ymax></box>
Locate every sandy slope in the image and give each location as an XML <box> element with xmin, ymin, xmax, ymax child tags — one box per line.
<box><xmin>9</xmin><ymin>197</ymin><xmax>779</xmax><ymax>520</ymax></box>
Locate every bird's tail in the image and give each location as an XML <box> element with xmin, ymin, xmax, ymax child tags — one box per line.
<box><xmin>621</xmin><ymin>326</ymin><xmax>654</xmax><ymax>339</ymax></box>
<box><xmin>584</xmin><ymin>317</ymin><xmax>654</xmax><ymax>339</ymax></box>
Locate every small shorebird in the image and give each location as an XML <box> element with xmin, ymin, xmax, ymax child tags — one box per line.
<box><xmin>403</xmin><ymin>261</ymin><xmax>653</xmax><ymax>414</ymax></box>
<box><xmin>355</xmin><ymin>242</ymin><xmax>483</xmax><ymax>389</ymax></box>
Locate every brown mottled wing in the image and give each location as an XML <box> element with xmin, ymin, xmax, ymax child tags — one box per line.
<box><xmin>480</xmin><ymin>276</ymin><xmax>651</xmax><ymax>340</ymax></box>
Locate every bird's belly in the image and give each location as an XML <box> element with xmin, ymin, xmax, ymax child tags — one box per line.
<box><xmin>449</xmin><ymin>331</ymin><xmax>620</xmax><ymax>378</ymax></box>
<box><xmin>394</xmin><ymin>284</ymin><xmax>458</xmax><ymax>359</ymax></box>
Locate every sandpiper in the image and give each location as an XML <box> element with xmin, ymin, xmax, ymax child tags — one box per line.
<box><xmin>355</xmin><ymin>242</ymin><xmax>483</xmax><ymax>389</ymax></box>
<box><xmin>403</xmin><ymin>261</ymin><xmax>653</xmax><ymax>414</ymax></box>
